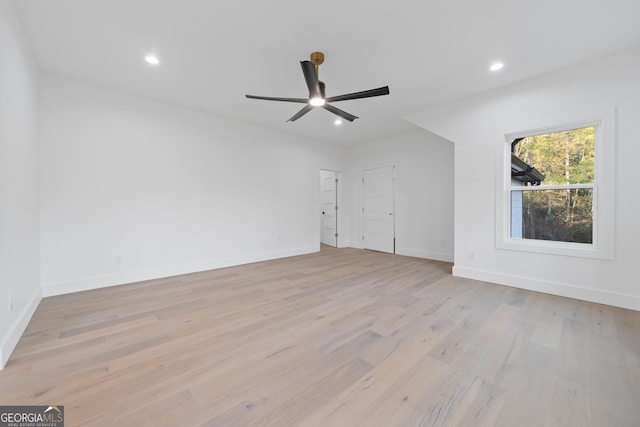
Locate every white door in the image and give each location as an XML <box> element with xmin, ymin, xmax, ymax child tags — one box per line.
<box><xmin>363</xmin><ymin>166</ymin><xmax>395</xmax><ymax>253</ymax></box>
<box><xmin>321</xmin><ymin>171</ymin><xmax>337</xmax><ymax>247</ymax></box>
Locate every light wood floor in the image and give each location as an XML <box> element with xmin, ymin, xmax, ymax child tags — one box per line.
<box><xmin>1</xmin><ymin>246</ymin><xmax>639</xmax><ymax>426</ymax></box>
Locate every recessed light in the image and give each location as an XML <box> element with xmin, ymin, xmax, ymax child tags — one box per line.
<box><xmin>334</xmin><ymin>119</ymin><xmax>343</xmax><ymax>126</ymax></box>
<box><xmin>145</xmin><ymin>55</ymin><xmax>159</xmax><ymax>65</ymax></box>
<box><xmin>490</xmin><ymin>62</ymin><xmax>504</xmax><ymax>71</ymax></box>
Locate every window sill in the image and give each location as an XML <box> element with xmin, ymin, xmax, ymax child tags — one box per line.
<box><xmin>496</xmin><ymin>238</ymin><xmax>613</xmax><ymax>260</ymax></box>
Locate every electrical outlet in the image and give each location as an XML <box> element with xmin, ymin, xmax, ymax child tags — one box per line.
<box><xmin>440</xmin><ymin>240</ymin><xmax>446</xmax><ymax>248</ymax></box>
<box><xmin>114</xmin><ymin>255</ymin><xmax>122</xmax><ymax>264</ymax></box>
<box><xmin>468</xmin><ymin>250</ymin><xmax>476</xmax><ymax>260</ymax></box>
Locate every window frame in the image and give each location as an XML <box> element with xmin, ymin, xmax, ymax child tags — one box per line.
<box><xmin>496</xmin><ymin>109</ymin><xmax>615</xmax><ymax>260</ymax></box>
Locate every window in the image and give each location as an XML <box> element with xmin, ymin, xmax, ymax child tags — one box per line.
<box><xmin>510</xmin><ymin>126</ymin><xmax>594</xmax><ymax>244</ymax></box>
<box><xmin>496</xmin><ymin>110</ymin><xmax>615</xmax><ymax>260</ymax></box>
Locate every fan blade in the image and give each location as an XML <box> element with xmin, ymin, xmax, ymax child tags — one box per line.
<box><xmin>325</xmin><ymin>86</ymin><xmax>390</xmax><ymax>103</ymax></box>
<box><xmin>301</xmin><ymin>60</ymin><xmax>321</xmax><ymax>99</ymax></box>
<box><xmin>287</xmin><ymin>104</ymin><xmax>315</xmax><ymax>122</ymax></box>
<box><xmin>322</xmin><ymin>104</ymin><xmax>358</xmax><ymax>122</ymax></box>
<box><xmin>246</xmin><ymin>94</ymin><xmax>308</xmax><ymax>103</ymax></box>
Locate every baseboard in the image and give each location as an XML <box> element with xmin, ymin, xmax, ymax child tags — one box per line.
<box><xmin>0</xmin><ymin>287</ymin><xmax>42</xmax><ymax>370</ymax></box>
<box><xmin>453</xmin><ymin>265</ymin><xmax>640</xmax><ymax>311</ymax></box>
<box><xmin>396</xmin><ymin>247</ymin><xmax>454</xmax><ymax>263</ymax></box>
<box><xmin>42</xmin><ymin>246</ymin><xmax>318</xmax><ymax>297</ymax></box>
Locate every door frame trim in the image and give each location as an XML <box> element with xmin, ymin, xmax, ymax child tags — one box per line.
<box><xmin>319</xmin><ymin>169</ymin><xmax>343</xmax><ymax>248</ymax></box>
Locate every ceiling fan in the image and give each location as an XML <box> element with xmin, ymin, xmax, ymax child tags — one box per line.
<box><xmin>245</xmin><ymin>52</ymin><xmax>390</xmax><ymax>122</ymax></box>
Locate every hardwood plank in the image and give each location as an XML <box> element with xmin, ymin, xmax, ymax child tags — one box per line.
<box><xmin>543</xmin><ymin>318</ymin><xmax>591</xmax><ymax>427</ymax></box>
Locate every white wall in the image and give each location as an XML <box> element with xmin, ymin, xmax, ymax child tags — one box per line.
<box><xmin>346</xmin><ymin>130</ymin><xmax>454</xmax><ymax>262</ymax></box>
<box><xmin>406</xmin><ymin>48</ymin><xmax>640</xmax><ymax>310</ymax></box>
<box><xmin>0</xmin><ymin>0</ymin><xmax>42</xmax><ymax>369</ymax></box>
<box><xmin>39</xmin><ymin>74</ymin><xmax>346</xmax><ymax>296</ymax></box>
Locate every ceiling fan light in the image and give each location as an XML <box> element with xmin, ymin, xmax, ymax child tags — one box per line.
<box><xmin>309</xmin><ymin>97</ymin><xmax>325</xmax><ymax>107</ymax></box>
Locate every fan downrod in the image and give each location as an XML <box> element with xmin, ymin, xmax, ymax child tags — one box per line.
<box><xmin>310</xmin><ymin>51</ymin><xmax>324</xmax><ymax>77</ymax></box>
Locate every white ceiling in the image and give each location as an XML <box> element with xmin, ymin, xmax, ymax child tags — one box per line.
<box><xmin>14</xmin><ymin>0</ymin><xmax>640</xmax><ymax>145</ymax></box>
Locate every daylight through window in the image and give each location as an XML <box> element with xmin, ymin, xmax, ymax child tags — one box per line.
<box><xmin>510</xmin><ymin>126</ymin><xmax>595</xmax><ymax>244</ymax></box>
